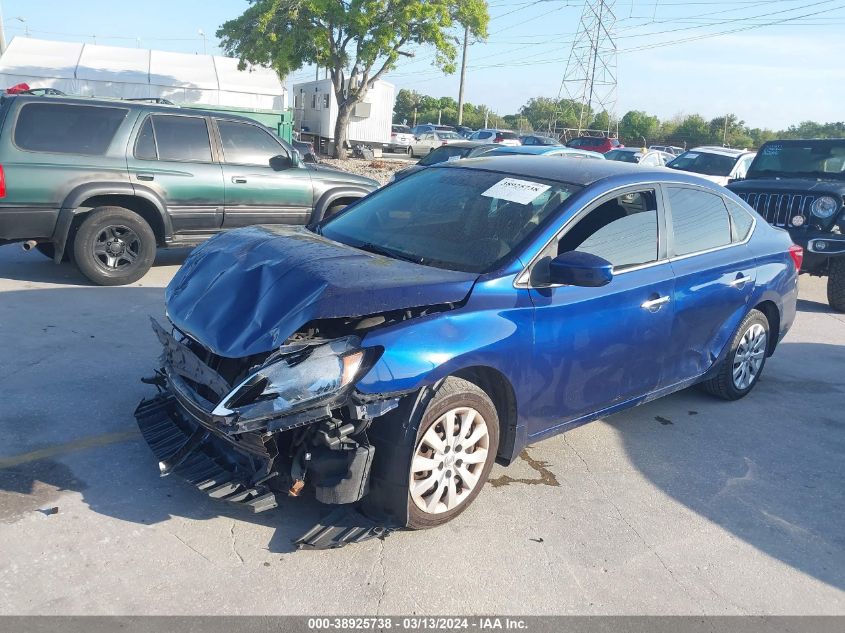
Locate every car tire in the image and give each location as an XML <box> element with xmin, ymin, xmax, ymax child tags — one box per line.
<box><xmin>72</xmin><ymin>206</ymin><xmax>156</xmax><ymax>286</ymax></box>
<box><xmin>406</xmin><ymin>146</ymin><xmax>413</xmax><ymax>157</ymax></box>
<box><xmin>827</xmin><ymin>259</ymin><xmax>845</xmax><ymax>312</ymax></box>
<box><xmin>701</xmin><ymin>309</ymin><xmax>770</xmax><ymax>401</ymax></box>
<box><xmin>405</xmin><ymin>377</ymin><xmax>500</xmax><ymax>530</ymax></box>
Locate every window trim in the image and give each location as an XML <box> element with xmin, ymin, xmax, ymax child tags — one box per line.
<box><xmin>133</xmin><ymin>114</ymin><xmax>158</xmax><ymax>161</ymax></box>
<box><xmin>661</xmin><ymin>183</ymin><xmax>756</xmax><ymax>262</ymax></box>
<box><xmin>516</xmin><ymin>183</ymin><xmax>668</xmax><ymax>288</ymax></box>
<box><xmin>13</xmin><ymin>101</ymin><xmax>129</xmax><ymax>156</ymax></box>
<box><xmin>138</xmin><ymin>113</ymin><xmax>216</xmax><ymax>164</ymax></box>
<box><xmin>212</xmin><ymin>117</ymin><xmax>288</xmax><ymax>167</ymax></box>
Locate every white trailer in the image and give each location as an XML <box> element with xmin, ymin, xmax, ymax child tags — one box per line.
<box><xmin>293</xmin><ymin>78</ymin><xmax>395</xmax><ymax>153</ymax></box>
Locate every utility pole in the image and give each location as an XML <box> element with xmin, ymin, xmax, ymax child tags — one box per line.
<box><xmin>457</xmin><ymin>25</ymin><xmax>469</xmax><ymax>126</ymax></box>
<box><xmin>723</xmin><ymin>114</ymin><xmax>729</xmax><ymax>146</ymax></box>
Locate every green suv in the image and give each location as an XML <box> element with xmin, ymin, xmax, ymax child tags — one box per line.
<box><xmin>0</xmin><ymin>95</ymin><xmax>378</xmax><ymax>285</ymax></box>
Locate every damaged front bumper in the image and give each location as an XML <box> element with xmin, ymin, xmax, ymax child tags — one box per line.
<box><xmin>134</xmin><ymin>319</ymin><xmax>402</xmax><ymax>549</ymax></box>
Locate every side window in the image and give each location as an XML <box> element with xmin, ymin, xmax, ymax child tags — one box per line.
<box><xmin>151</xmin><ymin>115</ymin><xmax>212</xmax><ymax>162</ymax></box>
<box><xmin>523</xmin><ymin>137</ymin><xmax>535</xmax><ymax>145</ymax></box>
<box><xmin>557</xmin><ymin>190</ymin><xmax>659</xmax><ymax>270</ymax></box>
<box><xmin>725</xmin><ymin>198</ymin><xmax>755</xmax><ymax>242</ymax></box>
<box><xmin>134</xmin><ymin>116</ymin><xmax>157</xmax><ymax>160</ymax></box>
<box><xmin>734</xmin><ymin>155</ymin><xmax>753</xmax><ymax>179</ymax></box>
<box><xmin>14</xmin><ymin>103</ymin><xmax>127</xmax><ymax>155</ymax></box>
<box><xmin>667</xmin><ymin>187</ymin><xmax>731</xmax><ymax>256</ymax></box>
<box><xmin>217</xmin><ymin>120</ymin><xmax>283</xmax><ymax>166</ymax></box>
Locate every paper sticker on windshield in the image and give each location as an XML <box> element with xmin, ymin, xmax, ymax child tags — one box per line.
<box><xmin>684</xmin><ymin>152</ymin><xmax>699</xmax><ymax>159</ymax></box>
<box><xmin>763</xmin><ymin>144</ymin><xmax>782</xmax><ymax>156</ymax></box>
<box><xmin>446</xmin><ymin>155</ymin><xmax>462</xmax><ymax>162</ymax></box>
<box><xmin>481</xmin><ymin>178</ymin><xmax>551</xmax><ymax>205</ymax></box>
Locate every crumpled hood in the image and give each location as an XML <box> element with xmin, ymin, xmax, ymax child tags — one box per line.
<box><xmin>165</xmin><ymin>226</ymin><xmax>477</xmax><ymax>358</ymax></box>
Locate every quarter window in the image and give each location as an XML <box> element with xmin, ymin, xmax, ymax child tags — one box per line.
<box><xmin>134</xmin><ymin>117</ymin><xmax>157</xmax><ymax>160</ymax></box>
<box><xmin>668</xmin><ymin>187</ymin><xmax>731</xmax><ymax>256</ymax></box>
<box><xmin>217</xmin><ymin>120</ymin><xmax>283</xmax><ymax>166</ymax></box>
<box><xmin>726</xmin><ymin>198</ymin><xmax>755</xmax><ymax>242</ymax></box>
<box><xmin>558</xmin><ymin>190</ymin><xmax>659</xmax><ymax>270</ymax></box>
<box><xmin>151</xmin><ymin>115</ymin><xmax>212</xmax><ymax>162</ymax></box>
<box><xmin>14</xmin><ymin>103</ymin><xmax>127</xmax><ymax>155</ymax></box>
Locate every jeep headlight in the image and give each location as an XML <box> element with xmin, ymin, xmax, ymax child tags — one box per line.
<box><xmin>212</xmin><ymin>336</ymin><xmax>367</xmax><ymax>420</ymax></box>
<box><xmin>811</xmin><ymin>196</ymin><xmax>838</xmax><ymax>219</ymax></box>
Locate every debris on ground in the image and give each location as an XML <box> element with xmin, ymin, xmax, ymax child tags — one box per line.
<box><xmin>321</xmin><ymin>156</ymin><xmax>413</xmax><ymax>185</ymax></box>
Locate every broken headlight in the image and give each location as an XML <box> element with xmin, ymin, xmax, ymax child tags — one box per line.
<box><xmin>212</xmin><ymin>336</ymin><xmax>369</xmax><ymax>421</ymax></box>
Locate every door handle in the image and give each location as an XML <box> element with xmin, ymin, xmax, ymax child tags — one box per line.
<box><xmin>730</xmin><ymin>275</ymin><xmax>752</xmax><ymax>287</ymax></box>
<box><xmin>136</xmin><ymin>173</ymin><xmax>154</xmax><ymax>181</ymax></box>
<box><xmin>231</xmin><ymin>177</ymin><xmax>247</xmax><ymax>184</ymax></box>
<box><xmin>641</xmin><ymin>295</ymin><xmax>670</xmax><ymax>310</ymax></box>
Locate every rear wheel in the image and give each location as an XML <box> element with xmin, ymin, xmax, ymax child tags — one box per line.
<box><xmin>406</xmin><ymin>377</ymin><xmax>499</xmax><ymax>529</ymax></box>
<box><xmin>72</xmin><ymin>207</ymin><xmax>156</xmax><ymax>286</ymax></box>
<box><xmin>827</xmin><ymin>259</ymin><xmax>845</xmax><ymax>312</ymax></box>
<box><xmin>701</xmin><ymin>309</ymin><xmax>770</xmax><ymax>400</ymax></box>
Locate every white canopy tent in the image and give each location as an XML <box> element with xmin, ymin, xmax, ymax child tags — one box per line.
<box><xmin>0</xmin><ymin>37</ymin><xmax>287</xmax><ymax>109</ymax></box>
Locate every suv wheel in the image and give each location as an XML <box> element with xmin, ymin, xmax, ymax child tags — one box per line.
<box><xmin>701</xmin><ymin>309</ymin><xmax>769</xmax><ymax>400</ymax></box>
<box><xmin>72</xmin><ymin>207</ymin><xmax>156</xmax><ymax>286</ymax></box>
<box><xmin>827</xmin><ymin>259</ymin><xmax>845</xmax><ymax>312</ymax></box>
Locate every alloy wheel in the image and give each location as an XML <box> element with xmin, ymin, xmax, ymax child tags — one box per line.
<box><xmin>410</xmin><ymin>407</ymin><xmax>490</xmax><ymax>514</ymax></box>
<box><xmin>92</xmin><ymin>225</ymin><xmax>141</xmax><ymax>271</ymax></box>
<box><xmin>732</xmin><ymin>322</ymin><xmax>767</xmax><ymax>390</ymax></box>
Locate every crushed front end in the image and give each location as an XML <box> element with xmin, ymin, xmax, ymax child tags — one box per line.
<box><xmin>134</xmin><ymin>317</ymin><xmax>401</xmax><ymax>549</ymax></box>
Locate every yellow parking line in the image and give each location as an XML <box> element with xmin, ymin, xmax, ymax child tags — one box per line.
<box><xmin>0</xmin><ymin>429</ymin><xmax>141</xmax><ymax>469</ymax></box>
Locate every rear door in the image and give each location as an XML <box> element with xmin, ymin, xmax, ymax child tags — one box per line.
<box><xmin>214</xmin><ymin>118</ymin><xmax>314</xmax><ymax>228</ymax></box>
<box><xmin>664</xmin><ymin>185</ymin><xmax>757</xmax><ymax>384</ymax></box>
<box><xmin>127</xmin><ymin>113</ymin><xmax>223</xmax><ymax>236</ymax></box>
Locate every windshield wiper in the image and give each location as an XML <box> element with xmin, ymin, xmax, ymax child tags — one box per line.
<box><xmin>355</xmin><ymin>242</ymin><xmax>425</xmax><ymax>265</ymax></box>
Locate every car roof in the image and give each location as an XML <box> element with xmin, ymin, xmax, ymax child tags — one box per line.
<box><xmin>436</xmin><ymin>140</ymin><xmax>495</xmax><ymax>148</ymax></box>
<box><xmin>610</xmin><ymin>147</ymin><xmax>642</xmax><ymax>153</ymax></box>
<box><xmin>689</xmin><ymin>146</ymin><xmax>752</xmax><ymax>157</ymax></box>
<box><xmin>489</xmin><ymin>145</ymin><xmax>600</xmax><ymax>157</ymax></box>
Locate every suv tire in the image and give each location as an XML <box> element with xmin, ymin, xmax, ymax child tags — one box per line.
<box><xmin>701</xmin><ymin>309</ymin><xmax>770</xmax><ymax>401</ymax></box>
<box><xmin>827</xmin><ymin>259</ymin><xmax>845</xmax><ymax>312</ymax></box>
<box><xmin>72</xmin><ymin>207</ymin><xmax>156</xmax><ymax>286</ymax></box>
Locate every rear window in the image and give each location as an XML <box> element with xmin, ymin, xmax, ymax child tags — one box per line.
<box><xmin>497</xmin><ymin>131</ymin><xmax>518</xmax><ymax>140</ymax></box>
<box><xmin>418</xmin><ymin>146</ymin><xmax>471</xmax><ymax>166</ymax></box>
<box><xmin>14</xmin><ymin>102</ymin><xmax>127</xmax><ymax>155</ymax></box>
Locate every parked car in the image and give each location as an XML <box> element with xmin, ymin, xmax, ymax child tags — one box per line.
<box><xmin>468</xmin><ymin>129</ymin><xmax>522</xmax><ymax>146</ymax></box>
<box><xmin>292</xmin><ymin>137</ymin><xmax>318</xmax><ymax>163</ymax></box>
<box><xmin>391</xmin><ymin>142</ymin><xmax>498</xmax><ymax>182</ymax></box>
<box><xmin>486</xmin><ymin>145</ymin><xmax>604</xmax><ymax>159</ymax></box>
<box><xmin>388</xmin><ymin>124</ymin><xmax>414</xmax><ymax>152</ymax></box>
<box><xmin>455</xmin><ymin>125</ymin><xmax>474</xmax><ymax>139</ymax></box>
<box><xmin>0</xmin><ymin>95</ymin><xmax>379</xmax><ymax>285</ymax></box>
<box><xmin>650</xmin><ymin>144</ymin><xmax>684</xmax><ymax>156</ymax></box>
<box><xmin>605</xmin><ymin>148</ymin><xmax>673</xmax><ymax>166</ymax></box>
<box><xmin>519</xmin><ymin>134</ymin><xmax>562</xmax><ymax>146</ymax></box>
<box><xmin>728</xmin><ymin>138</ymin><xmax>845</xmax><ymax>311</ymax></box>
<box><xmin>135</xmin><ymin>156</ymin><xmax>799</xmax><ymax>549</ymax></box>
<box><xmin>409</xmin><ymin>130</ymin><xmax>463</xmax><ymax>157</ymax></box>
<box><xmin>566</xmin><ymin>136</ymin><xmax>623</xmax><ymax>153</ymax></box>
<box><xmin>411</xmin><ymin>123</ymin><xmax>455</xmax><ymax>136</ymax></box>
<box><xmin>666</xmin><ymin>146</ymin><xmax>756</xmax><ymax>186</ymax></box>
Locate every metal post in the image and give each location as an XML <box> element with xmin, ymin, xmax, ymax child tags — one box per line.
<box><xmin>457</xmin><ymin>24</ymin><xmax>469</xmax><ymax>125</ymax></box>
<box><xmin>0</xmin><ymin>3</ymin><xmax>6</xmax><ymax>55</ymax></box>
<box><xmin>723</xmin><ymin>114</ymin><xmax>729</xmax><ymax>146</ymax></box>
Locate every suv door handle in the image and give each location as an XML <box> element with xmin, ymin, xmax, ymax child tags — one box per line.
<box><xmin>730</xmin><ymin>274</ymin><xmax>752</xmax><ymax>287</ymax></box>
<box><xmin>641</xmin><ymin>295</ymin><xmax>670</xmax><ymax>311</ymax></box>
<box><xmin>231</xmin><ymin>177</ymin><xmax>247</xmax><ymax>184</ymax></box>
<box><xmin>136</xmin><ymin>173</ymin><xmax>154</xmax><ymax>181</ymax></box>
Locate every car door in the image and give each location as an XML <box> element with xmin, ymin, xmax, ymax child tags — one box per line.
<box><xmin>215</xmin><ymin>118</ymin><xmax>314</xmax><ymax>228</ymax></box>
<box><xmin>526</xmin><ymin>186</ymin><xmax>675</xmax><ymax>435</ymax></box>
<box><xmin>413</xmin><ymin>132</ymin><xmax>434</xmax><ymax>155</ymax></box>
<box><xmin>127</xmin><ymin>113</ymin><xmax>224</xmax><ymax>236</ymax></box>
<box><xmin>663</xmin><ymin>185</ymin><xmax>757</xmax><ymax>384</ymax></box>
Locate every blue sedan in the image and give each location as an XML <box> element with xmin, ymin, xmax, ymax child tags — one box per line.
<box><xmin>135</xmin><ymin>157</ymin><xmax>800</xmax><ymax>548</ymax></box>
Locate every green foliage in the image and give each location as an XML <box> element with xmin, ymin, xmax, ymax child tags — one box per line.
<box><xmin>619</xmin><ymin>110</ymin><xmax>659</xmax><ymax>145</ymax></box>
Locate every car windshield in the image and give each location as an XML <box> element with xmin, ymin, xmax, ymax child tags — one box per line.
<box><xmin>437</xmin><ymin>131</ymin><xmax>461</xmax><ymax>140</ymax></box>
<box><xmin>393</xmin><ymin>125</ymin><xmax>411</xmax><ymax>133</ymax></box>
<box><xmin>320</xmin><ymin>167</ymin><xmax>580</xmax><ymax>274</ymax></box>
<box><xmin>605</xmin><ymin>149</ymin><xmax>641</xmax><ymax>163</ymax></box>
<box><xmin>746</xmin><ymin>140</ymin><xmax>845</xmax><ymax>180</ymax></box>
<box><xmin>535</xmin><ymin>136</ymin><xmax>560</xmax><ymax>145</ymax></box>
<box><xmin>418</xmin><ymin>146</ymin><xmax>471</xmax><ymax>166</ymax></box>
<box><xmin>667</xmin><ymin>150</ymin><xmax>738</xmax><ymax>176</ymax></box>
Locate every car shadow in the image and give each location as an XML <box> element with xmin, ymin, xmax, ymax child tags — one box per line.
<box><xmin>796</xmin><ymin>298</ymin><xmax>838</xmax><ymax>315</ymax></box>
<box><xmin>0</xmin><ymin>285</ymin><xmax>843</xmax><ymax>569</ymax></box>
<box><xmin>0</xmin><ymin>245</ymin><xmax>193</xmax><ymax>285</ymax></box>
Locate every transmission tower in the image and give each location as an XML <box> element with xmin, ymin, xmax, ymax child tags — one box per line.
<box><xmin>554</xmin><ymin>0</ymin><xmax>618</xmax><ymax>138</ymax></box>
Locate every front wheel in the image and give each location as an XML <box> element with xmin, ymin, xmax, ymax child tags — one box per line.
<box><xmin>701</xmin><ymin>309</ymin><xmax>770</xmax><ymax>400</ymax></box>
<box><xmin>406</xmin><ymin>377</ymin><xmax>499</xmax><ymax>529</ymax></box>
<box><xmin>72</xmin><ymin>207</ymin><xmax>156</xmax><ymax>286</ymax></box>
<box><xmin>827</xmin><ymin>258</ymin><xmax>845</xmax><ymax>312</ymax></box>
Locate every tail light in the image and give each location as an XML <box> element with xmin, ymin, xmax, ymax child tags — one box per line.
<box><xmin>0</xmin><ymin>165</ymin><xmax>5</xmax><ymax>198</ymax></box>
<box><xmin>494</xmin><ymin>134</ymin><xmax>504</xmax><ymax>143</ymax></box>
<box><xmin>788</xmin><ymin>244</ymin><xmax>803</xmax><ymax>270</ymax></box>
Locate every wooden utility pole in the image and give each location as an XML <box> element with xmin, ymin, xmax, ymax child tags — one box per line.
<box><xmin>457</xmin><ymin>25</ymin><xmax>469</xmax><ymax>125</ymax></box>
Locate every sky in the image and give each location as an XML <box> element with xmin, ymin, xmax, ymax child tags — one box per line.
<box><xmin>2</xmin><ymin>0</ymin><xmax>844</xmax><ymax>130</ymax></box>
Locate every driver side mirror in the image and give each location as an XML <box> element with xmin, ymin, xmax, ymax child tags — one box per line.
<box><xmin>548</xmin><ymin>251</ymin><xmax>613</xmax><ymax>287</ymax></box>
<box><xmin>269</xmin><ymin>153</ymin><xmax>298</xmax><ymax>171</ymax></box>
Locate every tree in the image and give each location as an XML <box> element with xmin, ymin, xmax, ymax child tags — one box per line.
<box><xmin>669</xmin><ymin>114</ymin><xmax>711</xmax><ymax>148</ymax></box>
<box><xmin>618</xmin><ymin>110</ymin><xmax>659</xmax><ymax>146</ymax></box>
<box><xmin>218</xmin><ymin>0</ymin><xmax>489</xmax><ymax>157</ymax></box>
